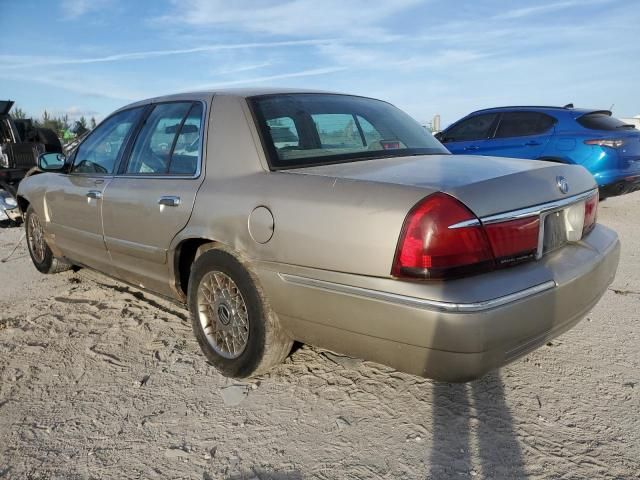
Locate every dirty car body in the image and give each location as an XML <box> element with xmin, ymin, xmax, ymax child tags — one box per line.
<box><xmin>17</xmin><ymin>89</ymin><xmax>620</xmax><ymax>381</ymax></box>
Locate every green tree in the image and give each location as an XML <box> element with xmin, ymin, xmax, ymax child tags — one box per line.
<box><xmin>12</xmin><ymin>106</ymin><xmax>27</xmax><ymax>119</ymax></box>
<box><xmin>90</xmin><ymin>116</ymin><xmax>97</xmax><ymax>129</ymax></box>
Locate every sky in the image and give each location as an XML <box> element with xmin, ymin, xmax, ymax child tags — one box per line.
<box><xmin>1</xmin><ymin>0</ymin><xmax>639</xmax><ymax>127</ymax></box>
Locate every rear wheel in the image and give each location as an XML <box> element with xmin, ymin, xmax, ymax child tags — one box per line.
<box><xmin>25</xmin><ymin>206</ymin><xmax>71</xmax><ymax>274</ymax></box>
<box><xmin>188</xmin><ymin>247</ymin><xmax>293</xmax><ymax>378</ymax></box>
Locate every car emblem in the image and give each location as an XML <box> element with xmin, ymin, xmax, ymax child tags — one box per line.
<box><xmin>556</xmin><ymin>176</ymin><xmax>569</xmax><ymax>194</ymax></box>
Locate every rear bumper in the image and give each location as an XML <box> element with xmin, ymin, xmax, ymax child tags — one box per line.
<box><xmin>257</xmin><ymin>224</ymin><xmax>620</xmax><ymax>382</ymax></box>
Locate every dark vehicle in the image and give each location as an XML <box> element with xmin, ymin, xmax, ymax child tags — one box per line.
<box><xmin>437</xmin><ymin>105</ymin><xmax>640</xmax><ymax>198</ymax></box>
<box><xmin>0</xmin><ymin>100</ymin><xmax>62</xmax><ymax>223</ymax></box>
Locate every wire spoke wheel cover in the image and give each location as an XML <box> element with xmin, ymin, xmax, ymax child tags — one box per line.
<box><xmin>28</xmin><ymin>213</ymin><xmax>46</xmax><ymax>264</ymax></box>
<box><xmin>196</xmin><ymin>271</ymin><xmax>250</xmax><ymax>359</ymax></box>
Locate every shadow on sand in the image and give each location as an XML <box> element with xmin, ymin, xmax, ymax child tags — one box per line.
<box><xmin>224</xmin><ymin>469</ymin><xmax>302</xmax><ymax>480</ymax></box>
<box><xmin>429</xmin><ymin>371</ymin><xmax>527</xmax><ymax>478</ymax></box>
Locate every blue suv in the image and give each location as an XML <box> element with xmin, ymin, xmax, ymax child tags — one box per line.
<box><xmin>436</xmin><ymin>106</ymin><xmax>640</xmax><ymax>197</ymax></box>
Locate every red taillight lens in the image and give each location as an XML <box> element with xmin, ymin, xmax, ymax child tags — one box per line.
<box><xmin>484</xmin><ymin>217</ymin><xmax>540</xmax><ymax>266</ymax></box>
<box><xmin>392</xmin><ymin>193</ymin><xmax>494</xmax><ymax>279</ymax></box>
<box><xmin>392</xmin><ymin>193</ymin><xmax>543</xmax><ymax>280</ymax></box>
<box><xmin>583</xmin><ymin>194</ymin><xmax>598</xmax><ymax>235</ymax></box>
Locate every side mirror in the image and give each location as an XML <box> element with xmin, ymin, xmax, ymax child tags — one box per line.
<box><xmin>38</xmin><ymin>152</ymin><xmax>67</xmax><ymax>171</ymax></box>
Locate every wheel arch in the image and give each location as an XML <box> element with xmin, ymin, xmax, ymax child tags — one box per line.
<box><xmin>172</xmin><ymin>237</ymin><xmax>223</xmax><ymax>300</ymax></box>
<box><xmin>16</xmin><ymin>195</ymin><xmax>30</xmax><ymax>215</ymax></box>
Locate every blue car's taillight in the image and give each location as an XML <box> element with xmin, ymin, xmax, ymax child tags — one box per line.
<box><xmin>584</xmin><ymin>138</ymin><xmax>625</xmax><ymax>148</ymax></box>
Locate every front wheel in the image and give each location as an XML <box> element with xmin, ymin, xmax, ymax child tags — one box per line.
<box><xmin>188</xmin><ymin>248</ymin><xmax>293</xmax><ymax>378</ymax></box>
<box><xmin>25</xmin><ymin>206</ymin><xmax>71</xmax><ymax>274</ymax></box>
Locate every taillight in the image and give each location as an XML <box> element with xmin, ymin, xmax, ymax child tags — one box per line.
<box><xmin>392</xmin><ymin>192</ymin><xmax>598</xmax><ymax>280</ymax></box>
<box><xmin>583</xmin><ymin>194</ymin><xmax>598</xmax><ymax>235</ymax></box>
<box><xmin>584</xmin><ymin>139</ymin><xmax>625</xmax><ymax>148</ymax></box>
<box><xmin>391</xmin><ymin>193</ymin><xmax>494</xmax><ymax>279</ymax></box>
<box><xmin>484</xmin><ymin>217</ymin><xmax>539</xmax><ymax>266</ymax></box>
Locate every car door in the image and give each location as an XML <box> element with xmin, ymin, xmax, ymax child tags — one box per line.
<box><xmin>101</xmin><ymin>101</ymin><xmax>207</xmax><ymax>297</ymax></box>
<box><xmin>44</xmin><ymin>107</ymin><xmax>143</xmax><ymax>273</ymax></box>
<box><xmin>439</xmin><ymin>113</ymin><xmax>499</xmax><ymax>154</ymax></box>
<box><xmin>479</xmin><ymin>111</ymin><xmax>556</xmax><ymax>159</ymax></box>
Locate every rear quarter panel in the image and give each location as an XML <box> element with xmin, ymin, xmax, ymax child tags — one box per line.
<box><xmin>179</xmin><ymin>170</ymin><xmax>429</xmax><ymax>277</ymax></box>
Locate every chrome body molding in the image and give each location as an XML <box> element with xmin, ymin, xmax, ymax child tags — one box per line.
<box><xmin>279</xmin><ymin>273</ymin><xmax>557</xmax><ymax>313</ymax></box>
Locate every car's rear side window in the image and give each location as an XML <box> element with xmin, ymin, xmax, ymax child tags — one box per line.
<box><xmin>250</xmin><ymin>94</ymin><xmax>447</xmax><ymax>169</ymax></box>
<box><xmin>169</xmin><ymin>103</ymin><xmax>203</xmax><ymax>175</ymax></box>
<box><xmin>125</xmin><ymin>102</ymin><xmax>203</xmax><ymax>176</ymax></box>
<box><xmin>443</xmin><ymin>113</ymin><xmax>497</xmax><ymax>142</ymax></box>
<box><xmin>577</xmin><ymin>112</ymin><xmax>635</xmax><ymax>131</ymax></box>
<box><xmin>494</xmin><ymin>112</ymin><xmax>556</xmax><ymax>138</ymax></box>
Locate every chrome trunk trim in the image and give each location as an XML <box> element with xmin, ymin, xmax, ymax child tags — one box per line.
<box><xmin>480</xmin><ymin>189</ymin><xmax>597</xmax><ymax>225</ymax></box>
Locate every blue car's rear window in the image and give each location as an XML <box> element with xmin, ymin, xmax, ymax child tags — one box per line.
<box><xmin>577</xmin><ymin>112</ymin><xmax>636</xmax><ymax>131</ymax></box>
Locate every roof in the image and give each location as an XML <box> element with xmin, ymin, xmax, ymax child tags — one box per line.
<box><xmin>468</xmin><ymin>105</ymin><xmax>605</xmax><ymax>117</ymax></box>
<box><xmin>116</xmin><ymin>87</ymin><xmax>346</xmax><ymax>113</ymax></box>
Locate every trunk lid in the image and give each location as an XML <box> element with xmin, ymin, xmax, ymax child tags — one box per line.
<box><xmin>287</xmin><ymin>154</ymin><xmax>596</xmax><ymax>217</ymax></box>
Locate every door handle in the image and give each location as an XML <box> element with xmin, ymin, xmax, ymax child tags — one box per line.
<box><xmin>524</xmin><ymin>141</ymin><xmax>541</xmax><ymax>146</ymax></box>
<box><xmin>158</xmin><ymin>196</ymin><xmax>181</xmax><ymax>207</ymax></box>
<box><xmin>463</xmin><ymin>145</ymin><xmax>479</xmax><ymax>151</ymax></box>
<box><xmin>86</xmin><ymin>190</ymin><xmax>102</xmax><ymax>199</ymax></box>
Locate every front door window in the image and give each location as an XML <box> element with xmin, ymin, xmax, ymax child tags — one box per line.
<box><xmin>72</xmin><ymin>108</ymin><xmax>142</xmax><ymax>174</ymax></box>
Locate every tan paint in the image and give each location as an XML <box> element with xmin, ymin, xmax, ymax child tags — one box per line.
<box><xmin>17</xmin><ymin>88</ymin><xmax>620</xmax><ymax>380</ymax></box>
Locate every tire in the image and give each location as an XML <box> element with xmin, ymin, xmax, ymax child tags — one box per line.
<box><xmin>187</xmin><ymin>247</ymin><xmax>293</xmax><ymax>378</ymax></box>
<box><xmin>25</xmin><ymin>206</ymin><xmax>71</xmax><ymax>274</ymax></box>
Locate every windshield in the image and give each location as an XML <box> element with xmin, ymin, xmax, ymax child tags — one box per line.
<box><xmin>249</xmin><ymin>94</ymin><xmax>448</xmax><ymax>169</ymax></box>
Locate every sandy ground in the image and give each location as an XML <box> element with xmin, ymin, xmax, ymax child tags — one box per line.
<box><xmin>0</xmin><ymin>192</ymin><xmax>639</xmax><ymax>480</ymax></box>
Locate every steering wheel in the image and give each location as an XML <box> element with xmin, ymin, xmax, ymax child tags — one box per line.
<box><xmin>74</xmin><ymin>160</ymin><xmax>108</xmax><ymax>174</ymax></box>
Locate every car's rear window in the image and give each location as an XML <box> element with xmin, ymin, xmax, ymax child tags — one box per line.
<box><xmin>577</xmin><ymin>112</ymin><xmax>635</xmax><ymax>131</ymax></box>
<box><xmin>249</xmin><ymin>94</ymin><xmax>448</xmax><ymax>168</ymax></box>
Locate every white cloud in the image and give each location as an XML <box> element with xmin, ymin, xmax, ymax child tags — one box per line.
<box><xmin>0</xmin><ymin>72</ymin><xmax>141</xmax><ymax>101</ymax></box>
<box><xmin>212</xmin><ymin>62</ymin><xmax>273</xmax><ymax>76</ymax></box>
<box><xmin>494</xmin><ymin>0</ymin><xmax>613</xmax><ymax>20</ymax></box>
<box><xmin>157</xmin><ymin>0</ymin><xmax>423</xmax><ymax>37</ymax></box>
<box><xmin>2</xmin><ymin>39</ymin><xmax>334</xmax><ymax>69</ymax></box>
<box><xmin>188</xmin><ymin>66</ymin><xmax>348</xmax><ymax>90</ymax></box>
<box><xmin>61</xmin><ymin>0</ymin><xmax>113</xmax><ymax>19</ymax></box>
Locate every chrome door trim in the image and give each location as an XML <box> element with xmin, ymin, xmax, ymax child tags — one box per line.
<box><xmin>279</xmin><ymin>273</ymin><xmax>556</xmax><ymax>313</ymax></box>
